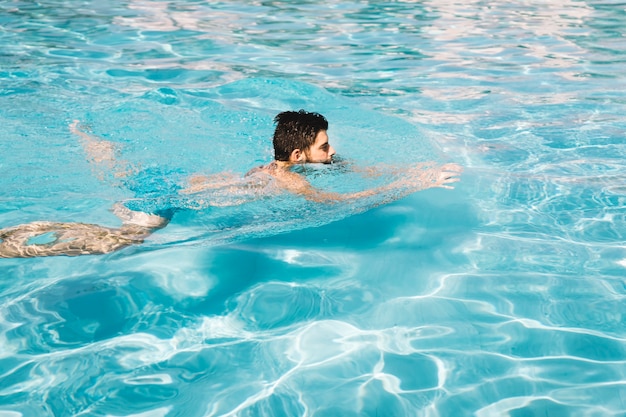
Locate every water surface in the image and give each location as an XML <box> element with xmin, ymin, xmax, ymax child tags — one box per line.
<box><xmin>1</xmin><ymin>1</ymin><xmax>625</xmax><ymax>416</ymax></box>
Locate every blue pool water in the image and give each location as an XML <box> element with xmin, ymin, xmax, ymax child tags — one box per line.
<box><xmin>1</xmin><ymin>0</ymin><xmax>625</xmax><ymax>415</ymax></box>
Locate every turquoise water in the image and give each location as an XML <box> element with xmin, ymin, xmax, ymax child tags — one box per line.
<box><xmin>1</xmin><ymin>0</ymin><xmax>625</xmax><ymax>415</ymax></box>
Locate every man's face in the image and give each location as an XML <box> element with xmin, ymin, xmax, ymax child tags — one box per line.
<box><xmin>304</xmin><ymin>130</ymin><xmax>335</xmax><ymax>164</ymax></box>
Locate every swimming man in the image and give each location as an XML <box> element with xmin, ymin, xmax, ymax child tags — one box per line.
<box><xmin>0</xmin><ymin>110</ymin><xmax>461</xmax><ymax>258</ymax></box>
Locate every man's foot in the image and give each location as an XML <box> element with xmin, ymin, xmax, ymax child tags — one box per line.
<box><xmin>112</xmin><ymin>203</ymin><xmax>169</xmax><ymax>229</ymax></box>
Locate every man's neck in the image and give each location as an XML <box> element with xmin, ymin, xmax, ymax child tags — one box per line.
<box><xmin>273</xmin><ymin>160</ymin><xmax>294</xmax><ymax>170</ymax></box>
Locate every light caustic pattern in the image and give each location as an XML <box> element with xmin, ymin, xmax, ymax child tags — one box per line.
<box><xmin>1</xmin><ymin>0</ymin><xmax>626</xmax><ymax>416</ymax></box>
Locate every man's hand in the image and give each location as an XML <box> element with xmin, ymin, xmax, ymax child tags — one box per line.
<box><xmin>428</xmin><ymin>163</ymin><xmax>463</xmax><ymax>189</ymax></box>
<box><xmin>401</xmin><ymin>163</ymin><xmax>463</xmax><ymax>190</ymax></box>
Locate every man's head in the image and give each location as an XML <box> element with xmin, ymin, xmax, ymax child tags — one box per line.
<box><xmin>273</xmin><ymin>110</ymin><xmax>335</xmax><ymax>164</ymax></box>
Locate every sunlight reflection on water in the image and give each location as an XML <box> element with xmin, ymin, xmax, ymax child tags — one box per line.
<box><xmin>1</xmin><ymin>0</ymin><xmax>626</xmax><ymax>415</ymax></box>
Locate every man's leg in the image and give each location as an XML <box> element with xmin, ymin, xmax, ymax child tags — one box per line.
<box><xmin>0</xmin><ymin>208</ymin><xmax>170</xmax><ymax>258</ymax></box>
<box><xmin>0</xmin><ymin>123</ymin><xmax>175</xmax><ymax>258</ymax></box>
<box><xmin>0</xmin><ymin>221</ymin><xmax>142</xmax><ymax>258</ymax></box>
<box><xmin>70</xmin><ymin>120</ymin><xmax>133</xmax><ymax>181</ymax></box>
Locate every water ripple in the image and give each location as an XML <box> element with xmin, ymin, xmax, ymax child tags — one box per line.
<box><xmin>2</xmin><ymin>0</ymin><xmax>626</xmax><ymax>415</ymax></box>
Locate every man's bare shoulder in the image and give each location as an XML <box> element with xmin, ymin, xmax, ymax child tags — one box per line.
<box><xmin>247</xmin><ymin>162</ymin><xmax>309</xmax><ymax>193</ymax></box>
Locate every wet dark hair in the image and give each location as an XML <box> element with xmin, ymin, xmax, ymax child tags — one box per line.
<box><xmin>272</xmin><ymin>110</ymin><xmax>328</xmax><ymax>161</ymax></box>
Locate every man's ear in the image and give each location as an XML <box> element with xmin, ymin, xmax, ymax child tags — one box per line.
<box><xmin>289</xmin><ymin>148</ymin><xmax>304</xmax><ymax>163</ymax></box>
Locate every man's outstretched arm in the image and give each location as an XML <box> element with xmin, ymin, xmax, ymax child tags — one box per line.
<box><xmin>286</xmin><ymin>163</ymin><xmax>463</xmax><ymax>204</ymax></box>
